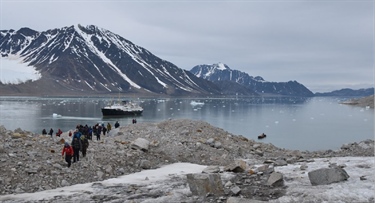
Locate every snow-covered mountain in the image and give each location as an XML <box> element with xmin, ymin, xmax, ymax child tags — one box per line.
<box><xmin>0</xmin><ymin>25</ymin><xmax>220</xmax><ymax>96</ymax></box>
<box><xmin>190</xmin><ymin>63</ymin><xmax>314</xmax><ymax>97</ymax></box>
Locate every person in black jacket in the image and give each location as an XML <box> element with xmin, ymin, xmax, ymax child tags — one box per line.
<box><xmin>71</xmin><ymin>137</ymin><xmax>82</xmax><ymax>163</ymax></box>
<box><xmin>81</xmin><ymin>135</ymin><xmax>89</xmax><ymax>157</ymax></box>
<box><xmin>48</xmin><ymin>128</ymin><xmax>54</xmax><ymax>137</ymax></box>
<box><xmin>114</xmin><ymin>121</ymin><xmax>120</xmax><ymax>128</ymax></box>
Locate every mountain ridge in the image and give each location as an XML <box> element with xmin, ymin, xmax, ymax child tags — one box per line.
<box><xmin>0</xmin><ymin>24</ymin><xmax>221</xmax><ymax>96</ymax></box>
<box><xmin>314</xmin><ymin>88</ymin><xmax>374</xmax><ymax>97</ymax></box>
<box><xmin>190</xmin><ymin>62</ymin><xmax>314</xmax><ymax>97</ymax></box>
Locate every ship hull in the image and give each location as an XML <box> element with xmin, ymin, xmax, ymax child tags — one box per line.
<box><xmin>101</xmin><ymin>109</ymin><xmax>143</xmax><ymax>116</ymax></box>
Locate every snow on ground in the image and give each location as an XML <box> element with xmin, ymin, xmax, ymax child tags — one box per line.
<box><xmin>0</xmin><ymin>163</ymin><xmax>207</xmax><ymax>202</ymax></box>
<box><xmin>272</xmin><ymin>156</ymin><xmax>375</xmax><ymax>203</ymax></box>
<box><xmin>0</xmin><ymin>57</ymin><xmax>41</xmax><ymax>84</ymax></box>
<box><xmin>0</xmin><ymin>157</ymin><xmax>373</xmax><ymax>202</ymax></box>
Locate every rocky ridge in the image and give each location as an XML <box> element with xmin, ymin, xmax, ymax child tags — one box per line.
<box><xmin>0</xmin><ymin>119</ymin><xmax>373</xmax><ymax>202</ymax></box>
<box><xmin>341</xmin><ymin>95</ymin><xmax>374</xmax><ymax>108</ymax></box>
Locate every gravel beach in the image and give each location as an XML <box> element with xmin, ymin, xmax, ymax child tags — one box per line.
<box><xmin>0</xmin><ymin>119</ymin><xmax>373</xmax><ymax>202</ymax></box>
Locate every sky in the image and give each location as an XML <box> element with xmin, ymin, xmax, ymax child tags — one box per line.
<box><xmin>0</xmin><ymin>0</ymin><xmax>374</xmax><ymax>92</ymax></box>
<box><xmin>0</xmin><ymin>157</ymin><xmax>373</xmax><ymax>202</ymax></box>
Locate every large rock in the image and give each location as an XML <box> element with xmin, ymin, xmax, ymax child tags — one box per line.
<box><xmin>308</xmin><ymin>167</ymin><xmax>349</xmax><ymax>186</ymax></box>
<box><xmin>267</xmin><ymin>172</ymin><xmax>284</xmax><ymax>186</ymax></box>
<box><xmin>131</xmin><ymin>138</ymin><xmax>150</xmax><ymax>151</ymax></box>
<box><xmin>186</xmin><ymin>173</ymin><xmax>224</xmax><ymax>196</ymax></box>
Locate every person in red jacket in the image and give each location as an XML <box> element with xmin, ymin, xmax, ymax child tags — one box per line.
<box><xmin>56</xmin><ymin>129</ymin><xmax>63</xmax><ymax>137</ymax></box>
<box><xmin>62</xmin><ymin>142</ymin><xmax>74</xmax><ymax>167</ymax></box>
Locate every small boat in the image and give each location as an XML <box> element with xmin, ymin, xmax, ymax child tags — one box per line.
<box><xmin>258</xmin><ymin>133</ymin><xmax>267</xmax><ymax>139</ymax></box>
<box><xmin>101</xmin><ymin>100</ymin><xmax>143</xmax><ymax>116</ymax></box>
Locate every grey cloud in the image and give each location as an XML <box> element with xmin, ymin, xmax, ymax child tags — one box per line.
<box><xmin>1</xmin><ymin>1</ymin><xmax>373</xmax><ymax>92</ymax></box>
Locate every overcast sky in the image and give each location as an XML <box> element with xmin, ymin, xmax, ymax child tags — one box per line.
<box><xmin>0</xmin><ymin>0</ymin><xmax>373</xmax><ymax>92</ymax></box>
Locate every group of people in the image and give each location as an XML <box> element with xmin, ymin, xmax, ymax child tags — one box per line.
<box><xmin>61</xmin><ymin>129</ymin><xmax>90</xmax><ymax>167</ymax></box>
<box><xmin>45</xmin><ymin>119</ymin><xmax>138</xmax><ymax>167</ymax></box>
<box><xmin>42</xmin><ymin>128</ymin><xmax>62</xmax><ymax>137</ymax></box>
<box><xmin>45</xmin><ymin>121</ymin><xmax>118</xmax><ymax>168</ymax></box>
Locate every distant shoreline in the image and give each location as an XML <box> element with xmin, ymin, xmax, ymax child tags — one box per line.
<box><xmin>341</xmin><ymin>95</ymin><xmax>374</xmax><ymax>108</ymax></box>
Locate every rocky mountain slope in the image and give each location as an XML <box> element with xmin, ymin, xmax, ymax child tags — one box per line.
<box><xmin>0</xmin><ymin>119</ymin><xmax>373</xmax><ymax>202</ymax></box>
<box><xmin>190</xmin><ymin>63</ymin><xmax>314</xmax><ymax>97</ymax></box>
<box><xmin>0</xmin><ymin>25</ymin><xmax>220</xmax><ymax>96</ymax></box>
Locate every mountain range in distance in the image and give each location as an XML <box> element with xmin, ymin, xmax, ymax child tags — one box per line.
<box><xmin>0</xmin><ymin>24</ymin><xmax>371</xmax><ymax>97</ymax></box>
<box><xmin>314</xmin><ymin>88</ymin><xmax>374</xmax><ymax>97</ymax></box>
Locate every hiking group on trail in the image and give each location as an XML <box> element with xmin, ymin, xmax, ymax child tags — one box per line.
<box><xmin>44</xmin><ymin>119</ymin><xmax>139</xmax><ymax>167</ymax></box>
<box><xmin>58</xmin><ymin>121</ymin><xmax>117</xmax><ymax>167</ymax></box>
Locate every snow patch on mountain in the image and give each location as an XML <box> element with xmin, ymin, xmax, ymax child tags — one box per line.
<box><xmin>0</xmin><ymin>57</ymin><xmax>41</xmax><ymax>84</ymax></box>
<box><xmin>216</xmin><ymin>62</ymin><xmax>227</xmax><ymax>70</ymax></box>
<box><xmin>74</xmin><ymin>25</ymin><xmax>141</xmax><ymax>89</ymax></box>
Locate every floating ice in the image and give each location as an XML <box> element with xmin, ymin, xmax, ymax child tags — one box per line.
<box><xmin>190</xmin><ymin>101</ymin><xmax>204</xmax><ymax>106</ymax></box>
<box><xmin>52</xmin><ymin>113</ymin><xmax>62</xmax><ymax>118</ymax></box>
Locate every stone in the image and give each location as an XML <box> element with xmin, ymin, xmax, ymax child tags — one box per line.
<box><xmin>105</xmin><ymin>165</ymin><xmax>113</xmax><ymax>174</ymax></box>
<box><xmin>224</xmin><ymin>181</ymin><xmax>233</xmax><ymax>188</ymax></box>
<box><xmin>61</xmin><ymin>179</ymin><xmax>70</xmax><ymax>187</ymax></box>
<box><xmin>214</xmin><ymin>141</ymin><xmax>222</xmax><ymax>149</ymax></box>
<box><xmin>267</xmin><ymin>172</ymin><xmax>284</xmax><ymax>186</ymax></box>
<box><xmin>139</xmin><ymin>160</ymin><xmax>151</xmax><ymax>169</ymax></box>
<box><xmin>97</xmin><ymin>171</ymin><xmax>104</xmax><ymax>180</ymax></box>
<box><xmin>360</xmin><ymin>176</ymin><xmax>367</xmax><ymax>180</ymax></box>
<box><xmin>224</xmin><ymin>163</ymin><xmax>245</xmax><ymax>173</ymax></box>
<box><xmin>300</xmin><ymin>164</ymin><xmax>308</xmax><ymax>170</ymax></box>
<box><xmin>131</xmin><ymin>138</ymin><xmax>150</xmax><ymax>151</ymax></box>
<box><xmin>206</xmin><ymin>138</ymin><xmax>215</xmax><ymax>147</ymax></box>
<box><xmin>308</xmin><ymin>167</ymin><xmax>350</xmax><ymax>186</ymax></box>
<box><xmin>274</xmin><ymin>159</ymin><xmax>287</xmax><ymax>166</ymax></box>
<box><xmin>186</xmin><ymin>173</ymin><xmax>224</xmax><ymax>196</ymax></box>
<box><xmin>117</xmin><ymin>168</ymin><xmax>125</xmax><ymax>175</ymax></box>
<box><xmin>230</xmin><ymin>186</ymin><xmax>241</xmax><ymax>195</ymax></box>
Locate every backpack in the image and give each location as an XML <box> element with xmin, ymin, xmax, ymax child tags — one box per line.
<box><xmin>72</xmin><ymin>138</ymin><xmax>80</xmax><ymax>149</ymax></box>
<box><xmin>65</xmin><ymin>146</ymin><xmax>73</xmax><ymax>156</ymax></box>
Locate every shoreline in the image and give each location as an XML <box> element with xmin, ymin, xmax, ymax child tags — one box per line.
<box><xmin>0</xmin><ymin>119</ymin><xmax>373</xmax><ymax>202</ymax></box>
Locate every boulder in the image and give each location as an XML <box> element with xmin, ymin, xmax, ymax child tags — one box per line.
<box><xmin>267</xmin><ymin>172</ymin><xmax>284</xmax><ymax>186</ymax></box>
<box><xmin>308</xmin><ymin>167</ymin><xmax>349</xmax><ymax>186</ymax></box>
<box><xmin>186</xmin><ymin>173</ymin><xmax>224</xmax><ymax>196</ymax></box>
<box><xmin>230</xmin><ymin>186</ymin><xmax>241</xmax><ymax>195</ymax></box>
<box><xmin>224</xmin><ymin>160</ymin><xmax>247</xmax><ymax>173</ymax></box>
<box><xmin>131</xmin><ymin>138</ymin><xmax>150</xmax><ymax>152</ymax></box>
<box><xmin>139</xmin><ymin>160</ymin><xmax>151</xmax><ymax>169</ymax></box>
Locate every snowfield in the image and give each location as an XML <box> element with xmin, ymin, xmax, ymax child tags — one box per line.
<box><xmin>0</xmin><ymin>157</ymin><xmax>373</xmax><ymax>203</ymax></box>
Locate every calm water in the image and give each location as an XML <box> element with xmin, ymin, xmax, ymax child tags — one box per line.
<box><xmin>0</xmin><ymin>96</ymin><xmax>373</xmax><ymax>151</ymax></box>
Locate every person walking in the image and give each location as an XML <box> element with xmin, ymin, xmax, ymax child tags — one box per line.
<box><xmin>107</xmin><ymin>122</ymin><xmax>112</xmax><ymax>133</ymax></box>
<box><xmin>103</xmin><ymin>126</ymin><xmax>107</xmax><ymax>136</ymax></box>
<box><xmin>96</xmin><ymin>125</ymin><xmax>102</xmax><ymax>141</ymax></box>
<box><xmin>48</xmin><ymin>128</ymin><xmax>54</xmax><ymax>138</ymax></box>
<box><xmin>61</xmin><ymin>142</ymin><xmax>74</xmax><ymax>167</ymax></box>
<box><xmin>114</xmin><ymin>121</ymin><xmax>120</xmax><ymax>128</ymax></box>
<box><xmin>81</xmin><ymin>135</ymin><xmax>89</xmax><ymax>157</ymax></box>
<box><xmin>71</xmin><ymin>136</ymin><xmax>82</xmax><ymax>163</ymax></box>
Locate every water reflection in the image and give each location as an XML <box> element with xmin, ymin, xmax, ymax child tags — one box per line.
<box><xmin>0</xmin><ymin>96</ymin><xmax>372</xmax><ymax>151</ymax></box>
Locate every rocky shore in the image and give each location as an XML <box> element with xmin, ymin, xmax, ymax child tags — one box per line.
<box><xmin>0</xmin><ymin>119</ymin><xmax>373</xmax><ymax>202</ymax></box>
<box><xmin>341</xmin><ymin>95</ymin><xmax>374</xmax><ymax>108</ymax></box>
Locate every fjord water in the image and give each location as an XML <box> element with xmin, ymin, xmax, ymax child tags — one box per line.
<box><xmin>0</xmin><ymin>96</ymin><xmax>373</xmax><ymax>151</ymax></box>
